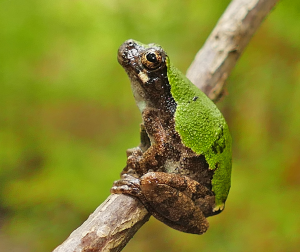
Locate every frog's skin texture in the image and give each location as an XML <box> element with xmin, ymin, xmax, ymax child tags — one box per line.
<box><xmin>111</xmin><ymin>39</ymin><xmax>232</xmax><ymax>234</ymax></box>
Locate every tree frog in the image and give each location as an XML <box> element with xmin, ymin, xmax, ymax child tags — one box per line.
<box><xmin>111</xmin><ymin>39</ymin><xmax>232</xmax><ymax>234</ymax></box>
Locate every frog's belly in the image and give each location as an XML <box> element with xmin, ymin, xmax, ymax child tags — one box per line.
<box><xmin>163</xmin><ymin>159</ymin><xmax>180</xmax><ymax>174</ymax></box>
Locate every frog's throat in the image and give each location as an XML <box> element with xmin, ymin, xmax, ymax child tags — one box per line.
<box><xmin>130</xmin><ymin>80</ymin><xmax>147</xmax><ymax>113</ymax></box>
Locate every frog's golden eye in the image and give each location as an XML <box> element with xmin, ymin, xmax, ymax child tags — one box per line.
<box><xmin>141</xmin><ymin>49</ymin><xmax>162</xmax><ymax>70</ymax></box>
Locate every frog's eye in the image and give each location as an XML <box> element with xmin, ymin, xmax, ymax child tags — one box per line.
<box><xmin>142</xmin><ymin>49</ymin><xmax>162</xmax><ymax>70</ymax></box>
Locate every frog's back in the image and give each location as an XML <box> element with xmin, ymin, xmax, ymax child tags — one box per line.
<box><xmin>166</xmin><ymin>58</ymin><xmax>232</xmax><ymax>209</ymax></box>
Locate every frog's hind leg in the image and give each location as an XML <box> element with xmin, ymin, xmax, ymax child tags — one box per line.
<box><xmin>139</xmin><ymin>172</ymin><xmax>210</xmax><ymax>234</ymax></box>
<box><xmin>150</xmin><ymin>205</ymin><xmax>209</xmax><ymax>234</ymax></box>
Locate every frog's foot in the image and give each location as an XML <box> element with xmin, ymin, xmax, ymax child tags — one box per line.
<box><xmin>126</xmin><ymin>146</ymin><xmax>143</xmax><ymax>158</ymax></box>
<box><xmin>127</xmin><ymin>147</ymin><xmax>143</xmax><ymax>163</ymax></box>
<box><xmin>111</xmin><ymin>174</ymin><xmax>154</xmax><ymax>212</ymax></box>
<box><xmin>125</xmin><ymin>147</ymin><xmax>147</xmax><ymax>175</ymax></box>
<box><xmin>127</xmin><ymin>146</ymin><xmax>163</xmax><ymax>175</ymax></box>
<box><xmin>121</xmin><ymin>147</ymin><xmax>146</xmax><ymax>177</ymax></box>
<box><xmin>111</xmin><ymin>174</ymin><xmax>143</xmax><ymax>197</ymax></box>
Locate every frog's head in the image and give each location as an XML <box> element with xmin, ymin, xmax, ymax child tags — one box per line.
<box><xmin>118</xmin><ymin>39</ymin><xmax>176</xmax><ymax>114</ymax></box>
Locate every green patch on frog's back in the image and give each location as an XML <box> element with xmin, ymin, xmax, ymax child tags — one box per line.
<box><xmin>166</xmin><ymin>57</ymin><xmax>232</xmax><ymax>208</ymax></box>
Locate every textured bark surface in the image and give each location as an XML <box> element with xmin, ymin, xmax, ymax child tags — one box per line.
<box><xmin>53</xmin><ymin>0</ymin><xmax>278</xmax><ymax>251</ymax></box>
<box><xmin>187</xmin><ymin>0</ymin><xmax>278</xmax><ymax>102</ymax></box>
<box><xmin>53</xmin><ymin>194</ymin><xmax>150</xmax><ymax>252</ymax></box>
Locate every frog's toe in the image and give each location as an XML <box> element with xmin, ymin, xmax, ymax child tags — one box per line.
<box><xmin>126</xmin><ymin>147</ymin><xmax>143</xmax><ymax>157</ymax></box>
<box><xmin>111</xmin><ymin>175</ymin><xmax>142</xmax><ymax>196</ymax></box>
<box><xmin>127</xmin><ymin>155</ymin><xmax>143</xmax><ymax>169</ymax></box>
<box><xmin>110</xmin><ymin>184</ymin><xmax>141</xmax><ymax>196</ymax></box>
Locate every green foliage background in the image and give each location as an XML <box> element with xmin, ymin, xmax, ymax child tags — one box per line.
<box><xmin>1</xmin><ymin>0</ymin><xmax>300</xmax><ymax>251</ymax></box>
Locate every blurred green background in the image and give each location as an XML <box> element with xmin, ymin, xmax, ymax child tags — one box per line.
<box><xmin>1</xmin><ymin>0</ymin><xmax>300</xmax><ymax>251</ymax></box>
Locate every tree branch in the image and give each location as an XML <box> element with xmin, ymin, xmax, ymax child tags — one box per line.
<box><xmin>53</xmin><ymin>0</ymin><xmax>278</xmax><ymax>251</ymax></box>
<box><xmin>187</xmin><ymin>0</ymin><xmax>278</xmax><ymax>101</ymax></box>
<box><xmin>53</xmin><ymin>194</ymin><xmax>150</xmax><ymax>252</ymax></box>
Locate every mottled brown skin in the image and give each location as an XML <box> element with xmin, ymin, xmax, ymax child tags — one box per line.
<box><xmin>111</xmin><ymin>40</ymin><xmax>221</xmax><ymax>234</ymax></box>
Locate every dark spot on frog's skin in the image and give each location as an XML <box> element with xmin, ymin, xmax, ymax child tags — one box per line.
<box><xmin>211</xmin><ymin>141</ymin><xmax>225</xmax><ymax>154</ymax></box>
<box><xmin>211</xmin><ymin>207</ymin><xmax>223</xmax><ymax>216</ymax></box>
<box><xmin>133</xmin><ymin>68</ymin><xmax>140</xmax><ymax>74</ymax></box>
<box><xmin>211</xmin><ymin>126</ymin><xmax>225</xmax><ymax>154</ymax></box>
<box><xmin>192</xmin><ymin>96</ymin><xmax>199</xmax><ymax>101</ymax></box>
<box><xmin>130</xmin><ymin>189</ymin><xmax>139</xmax><ymax>196</ymax></box>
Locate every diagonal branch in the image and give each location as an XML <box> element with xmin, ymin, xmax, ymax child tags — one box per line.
<box><xmin>187</xmin><ymin>0</ymin><xmax>278</xmax><ymax>102</ymax></box>
<box><xmin>53</xmin><ymin>194</ymin><xmax>150</xmax><ymax>252</ymax></box>
<box><xmin>53</xmin><ymin>0</ymin><xmax>278</xmax><ymax>251</ymax></box>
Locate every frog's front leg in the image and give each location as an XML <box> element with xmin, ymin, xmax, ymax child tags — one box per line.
<box><xmin>124</xmin><ymin>108</ymin><xmax>168</xmax><ymax>176</ymax></box>
<box><xmin>111</xmin><ymin>172</ymin><xmax>211</xmax><ymax>234</ymax></box>
<box><xmin>126</xmin><ymin>124</ymin><xmax>150</xmax><ymax>158</ymax></box>
<box><xmin>138</xmin><ymin>108</ymin><xmax>168</xmax><ymax>170</ymax></box>
<box><xmin>122</xmin><ymin>123</ymin><xmax>152</xmax><ymax>176</ymax></box>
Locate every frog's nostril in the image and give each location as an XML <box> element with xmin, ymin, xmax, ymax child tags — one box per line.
<box><xmin>127</xmin><ymin>39</ymin><xmax>136</xmax><ymax>49</ymax></box>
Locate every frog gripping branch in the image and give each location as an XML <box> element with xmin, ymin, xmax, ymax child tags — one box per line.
<box><xmin>53</xmin><ymin>2</ymin><xmax>279</xmax><ymax>251</ymax></box>
<box><xmin>111</xmin><ymin>40</ymin><xmax>232</xmax><ymax>234</ymax></box>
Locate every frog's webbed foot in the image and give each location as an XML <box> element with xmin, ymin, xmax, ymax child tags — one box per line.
<box><xmin>111</xmin><ymin>172</ymin><xmax>211</xmax><ymax>234</ymax></box>
<box><xmin>126</xmin><ymin>146</ymin><xmax>143</xmax><ymax>158</ymax></box>
<box><xmin>111</xmin><ymin>174</ymin><xmax>158</xmax><ymax>217</ymax></box>
<box><xmin>111</xmin><ymin>174</ymin><xmax>144</xmax><ymax>199</ymax></box>
<box><xmin>122</xmin><ymin>147</ymin><xmax>146</xmax><ymax>176</ymax></box>
<box><xmin>125</xmin><ymin>146</ymin><xmax>161</xmax><ymax>175</ymax></box>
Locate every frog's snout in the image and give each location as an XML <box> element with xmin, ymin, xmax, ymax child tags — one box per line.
<box><xmin>117</xmin><ymin>42</ymin><xmax>127</xmax><ymax>65</ymax></box>
<box><xmin>117</xmin><ymin>39</ymin><xmax>141</xmax><ymax>67</ymax></box>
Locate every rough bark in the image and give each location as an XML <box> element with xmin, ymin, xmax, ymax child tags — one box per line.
<box><xmin>187</xmin><ymin>0</ymin><xmax>278</xmax><ymax>102</ymax></box>
<box><xmin>53</xmin><ymin>0</ymin><xmax>278</xmax><ymax>251</ymax></box>
<box><xmin>53</xmin><ymin>194</ymin><xmax>150</xmax><ymax>252</ymax></box>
